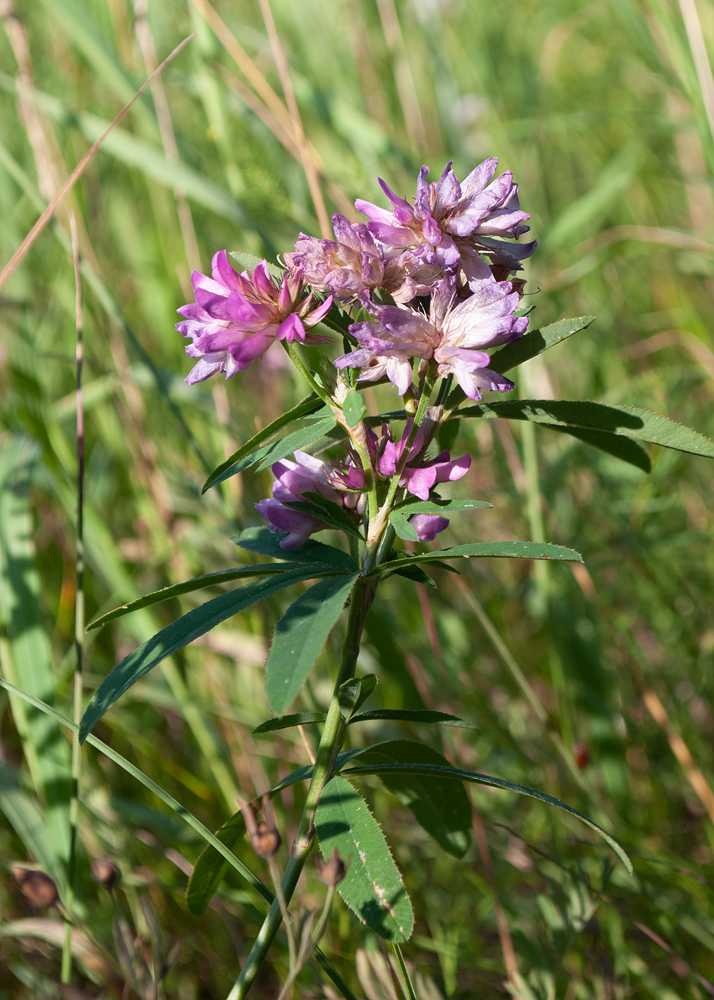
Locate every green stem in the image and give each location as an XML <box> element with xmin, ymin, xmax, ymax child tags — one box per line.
<box><xmin>282</xmin><ymin>341</ymin><xmax>334</xmax><ymax>408</ymax></box>
<box><xmin>226</xmin><ymin>580</ymin><xmax>375</xmax><ymax>1000</ymax></box>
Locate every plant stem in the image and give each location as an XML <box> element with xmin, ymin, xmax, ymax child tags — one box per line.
<box><xmin>226</xmin><ymin>580</ymin><xmax>375</xmax><ymax>1000</ymax></box>
<box><xmin>282</xmin><ymin>340</ymin><xmax>334</xmax><ymax>408</ymax></box>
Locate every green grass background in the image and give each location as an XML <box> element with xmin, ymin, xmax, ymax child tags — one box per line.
<box><xmin>1</xmin><ymin>0</ymin><xmax>714</xmax><ymax>997</ymax></box>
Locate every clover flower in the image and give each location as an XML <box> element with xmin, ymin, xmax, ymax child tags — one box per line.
<box><xmin>355</xmin><ymin>159</ymin><xmax>535</xmax><ymax>280</ymax></box>
<box><xmin>177</xmin><ymin>252</ymin><xmax>333</xmax><ymax>384</ymax></box>
<box><xmin>335</xmin><ymin>273</ymin><xmax>527</xmax><ymax>399</ymax></box>
<box><xmin>372</xmin><ymin>420</ymin><xmax>471</xmax><ymax>501</ymax></box>
<box><xmin>255</xmin><ymin>451</ymin><xmax>364</xmax><ymax>549</ymax></box>
<box><xmin>286</xmin><ymin>213</ymin><xmax>441</xmax><ymax>304</ymax></box>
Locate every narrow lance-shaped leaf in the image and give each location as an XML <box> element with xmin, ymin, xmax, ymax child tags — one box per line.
<box><xmin>80</xmin><ymin>567</ymin><xmax>322</xmax><ymax>742</ymax></box>
<box><xmin>186</xmin><ymin>813</ymin><xmax>246</xmax><ymax>916</ymax></box>
<box><xmin>544</xmin><ymin>424</ymin><xmax>651</xmax><ymax>472</ymax></box>
<box><xmin>315</xmin><ymin>776</ymin><xmax>414</xmax><ymax>942</ymax></box>
<box><xmin>86</xmin><ymin>565</ymin><xmax>291</xmax><ymax>631</ymax></box>
<box><xmin>342</xmin><ymin>761</ymin><xmax>632</xmax><ymax>873</ymax></box>
<box><xmin>266</xmin><ymin>574</ymin><xmax>358</xmax><ymax>715</ymax></box>
<box><xmin>285</xmin><ymin>492</ymin><xmax>363</xmax><ymax>539</ymax></box>
<box><xmin>394</xmin><ymin>498</ymin><xmax>492</xmax><ymax>513</ymax></box>
<box><xmin>0</xmin><ymin>677</ymin><xmax>359</xmax><ymax>1000</ymax></box>
<box><xmin>455</xmin><ymin>400</ymin><xmax>714</xmax><ymax>460</ymax></box>
<box><xmin>234</xmin><ymin>526</ymin><xmax>358</xmax><ymax>572</ymax></box>
<box><xmin>253</xmin><ymin>712</ymin><xmax>327</xmax><ymax>735</ymax></box>
<box><xmin>389</xmin><ymin>512</ymin><xmax>419</xmax><ymax>542</ymax></box>
<box><xmin>202</xmin><ymin>394</ymin><xmax>323</xmax><ymax>491</ymax></box>
<box><xmin>205</xmin><ymin>416</ymin><xmax>336</xmax><ymax>489</ymax></box>
<box><xmin>489</xmin><ymin>316</ymin><xmax>596</xmax><ymax>374</ymax></box>
<box><xmin>348</xmin><ymin>741</ymin><xmax>472</xmax><ymax>858</ymax></box>
<box><xmin>367</xmin><ymin>540</ymin><xmax>583</xmax><ymax>578</ymax></box>
<box><xmin>349</xmin><ymin>709</ymin><xmax>477</xmax><ymax>729</ymax></box>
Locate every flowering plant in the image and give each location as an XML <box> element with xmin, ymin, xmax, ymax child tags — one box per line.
<box><xmin>81</xmin><ymin>158</ymin><xmax>714</xmax><ymax>999</ymax></box>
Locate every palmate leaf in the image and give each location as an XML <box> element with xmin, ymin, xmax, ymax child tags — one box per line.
<box><xmin>349</xmin><ymin>741</ymin><xmax>473</xmax><ymax>858</ymax></box>
<box><xmin>367</xmin><ymin>540</ymin><xmax>583</xmax><ymax>578</ymax></box>
<box><xmin>79</xmin><ymin>566</ymin><xmax>323</xmax><ymax>742</ymax></box>
<box><xmin>342</xmin><ymin>761</ymin><xmax>632</xmax><ymax>873</ymax></box>
<box><xmin>315</xmin><ymin>776</ymin><xmax>414</xmax><ymax>942</ymax></box>
<box><xmin>0</xmin><ymin>678</ymin><xmax>358</xmax><ymax>1000</ymax></box>
<box><xmin>456</xmin><ymin>399</ymin><xmax>714</xmax><ymax>461</ymax></box>
<box><xmin>266</xmin><ymin>574</ymin><xmax>358</xmax><ymax>714</ymax></box>
<box><xmin>202</xmin><ymin>394</ymin><xmax>323</xmax><ymax>491</ymax></box>
<box><xmin>86</xmin><ymin>565</ymin><xmax>289</xmax><ymax>631</ymax></box>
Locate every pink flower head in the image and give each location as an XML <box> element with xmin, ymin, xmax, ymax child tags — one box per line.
<box><xmin>355</xmin><ymin>159</ymin><xmax>535</xmax><ymax>279</ymax></box>
<box><xmin>177</xmin><ymin>252</ymin><xmax>333</xmax><ymax>384</ymax></box>
<box><xmin>373</xmin><ymin>420</ymin><xmax>471</xmax><ymax>501</ymax></box>
<box><xmin>335</xmin><ymin>273</ymin><xmax>527</xmax><ymax>399</ymax></box>
<box><xmin>256</xmin><ymin>451</ymin><xmax>365</xmax><ymax>549</ymax></box>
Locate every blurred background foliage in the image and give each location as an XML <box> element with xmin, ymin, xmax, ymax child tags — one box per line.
<box><xmin>1</xmin><ymin>0</ymin><xmax>714</xmax><ymax>997</ymax></box>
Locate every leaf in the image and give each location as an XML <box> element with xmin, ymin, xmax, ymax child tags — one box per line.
<box><xmin>253</xmin><ymin>712</ymin><xmax>327</xmax><ymax>735</ymax></box>
<box><xmin>0</xmin><ymin>436</ymin><xmax>70</xmax><ymax>875</ymax></box>
<box><xmin>386</xmin><ymin>564</ymin><xmax>437</xmax><ymax>588</ymax></box>
<box><xmin>202</xmin><ymin>394</ymin><xmax>322</xmax><ymax>492</ymax></box>
<box><xmin>186</xmin><ymin>813</ymin><xmax>246</xmax><ymax>916</ymax></box>
<box><xmin>488</xmin><ymin>317</ymin><xmax>596</xmax><ymax>375</ymax></box>
<box><xmin>367</xmin><ymin>541</ymin><xmax>583</xmax><ymax>577</ymax></box>
<box><xmin>315</xmin><ymin>776</ymin><xmax>414</xmax><ymax>942</ymax></box>
<box><xmin>80</xmin><ymin>567</ymin><xmax>319</xmax><ymax>742</ymax></box>
<box><xmin>544</xmin><ymin>424</ymin><xmax>651</xmax><ymax>472</ymax></box>
<box><xmin>337</xmin><ymin>674</ymin><xmax>378</xmax><ymax>721</ymax></box>
<box><xmin>394</xmin><ymin>498</ymin><xmax>492</xmax><ymax>513</ymax></box>
<box><xmin>342</xmin><ymin>762</ymin><xmax>632</xmax><ymax>873</ymax></box>
<box><xmin>228</xmin><ymin>251</ymin><xmax>284</xmax><ymax>281</ymax></box>
<box><xmin>265</xmin><ymin>575</ymin><xmax>358</xmax><ymax>714</ymax></box>
<box><xmin>86</xmin><ymin>565</ymin><xmax>290</xmax><ymax>631</ymax></box>
<box><xmin>455</xmin><ymin>400</ymin><xmax>714</xmax><ymax>460</ymax></box>
<box><xmin>351</xmin><ymin>741</ymin><xmax>473</xmax><ymax>858</ymax></box>
<box><xmin>0</xmin><ymin>766</ymin><xmax>63</xmax><ymax>887</ymax></box>
<box><xmin>349</xmin><ymin>710</ymin><xmax>477</xmax><ymax>729</ymax></box>
<box><xmin>343</xmin><ymin>389</ymin><xmax>367</xmax><ymax>428</ymax></box>
<box><xmin>389</xmin><ymin>512</ymin><xmax>419</xmax><ymax>542</ymax></box>
<box><xmin>285</xmin><ymin>492</ymin><xmax>363</xmax><ymax>538</ymax></box>
<box><xmin>205</xmin><ymin>416</ymin><xmax>336</xmax><ymax>488</ymax></box>
<box><xmin>0</xmin><ymin>652</ymin><xmax>357</xmax><ymax>999</ymax></box>
<box><xmin>234</xmin><ymin>526</ymin><xmax>358</xmax><ymax>573</ymax></box>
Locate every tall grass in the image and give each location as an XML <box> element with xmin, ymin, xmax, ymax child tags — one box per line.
<box><xmin>1</xmin><ymin>0</ymin><xmax>713</xmax><ymax>996</ymax></box>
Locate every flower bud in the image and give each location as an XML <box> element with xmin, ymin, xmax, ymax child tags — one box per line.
<box><xmin>12</xmin><ymin>864</ymin><xmax>58</xmax><ymax>907</ymax></box>
<box><xmin>91</xmin><ymin>858</ymin><xmax>121</xmax><ymax>889</ymax></box>
<box><xmin>573</xmin><ymin>741</ymin><xmax>589</xmax><ymax>769</ymax></box>
<box><xmin>251</xmin><ymin>820</ymin><xmax>282</xmax><ymax>859</ymax></box>
<box><xmin>319</xmin><ymin>848</ymin><xmax>347</xmax><ymax>888</ymax></box>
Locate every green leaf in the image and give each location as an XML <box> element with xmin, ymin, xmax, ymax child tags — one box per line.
<box><xmin>315</xmin><ymin>776</ymin><xmax>414</xmax><ymax>942</ymax></box>
<box><xmin>86</xmin><ymin>565</ymin><xmax>291</xmax><ymax>631</ymax></box>
<box><xmin>253</xmin><ymin>712</ymin><xmax>327</xmax><ymax>735</ymax></box>
<box><xmin>210</xmin><ymin>416</ymin><xmax>337</xmax><ymax>487</ymax></box>
<box><xmin>186</xmin><ymin>813</ymin><xmax>246</xmax><ymax>916</ymax></box>
<box><xmin>544</xmin><ymin>424</ymin><xmax>651</xmax><ymax>472</ymax></box>
<box><xmin>0</xmin><ymin>766</ymin><xmax>63</xmax><ymax>888</ymax></box>
<box><xmin>0</xmin><ymin>670</ymin><xmax>357</xmax><ymax>999</ymax></box>
<box><xmin>228</xmin><ymin>251</ymin><xmax>284</xmax><ymax>281</ymax></box>
<box><xmin>368</xmin><ymin>541</ymin><xmax>583</xmax><ymax>577</ymax></box>
<box><xmin>394</xmin><ymin>498</ymin><xmax>492</xmax><ymax>513</ymax></box>
<box><xmin>489</xmin><ymin>317</ymin><xmax>596</xmax><ymax>375</ymax></box>
<box><xmin>285</xmin><ymin>492</ymin><xmax>363</xmax><ymax>538</ymax></box>
<box><xmin>202</xmin><ymin>394</ymin><xmax>322</xmax><ymax>492</ymax></box>
<box><xmin>80</xmin><ymin>567</ymin><xmax>319</xmax><ymax>742</ymax></box>
<box><xmin>386</xmin><ymin>564</ymin><xmax>437</xmax><ymax>588</ymax></box>
<box><xmin>456</xmin><ymin>400</ymin><xmax>714</xmax><ymax>460</ymax></box>
<box><xmin>350</xmin><ymin>741</ymin><xmax>473</xmax><ymax>858</ymax></box>
<box><xmin>0</xmin><ymin>437</ymin><xmax>70</xmax><ymax>875</ymax></box>
<box><xmin>343</xmin><ymin>389</ymin><xmax>367</xmax><ymax>428</ymax></box>
<box><xmin>389</xmin><ymin>512</ymin><xmax>420</xmax><ymax>542</ymax></box>
<box><xmin>265</xmin><ymin>574</ymin><xmax>359</xmax><ymax>714</ymax></box>
<box><xmin>342</xmin><ymin>762</ymin><xmax>632</xmax><ymax>873</ymax></box>
<box><xmin>349</xmin><ymin>710</ymin><xmax>477</xmax><ymax>729</ymax></box>
<box><xmin>337</xmin><ymin>674</ymin><xmax>378</xmax><ymax>721</ymax></box>
<box><xmin>234</xmin><ymin>526</ymin><xmax>358</xmax><ymax>573</ymax></box>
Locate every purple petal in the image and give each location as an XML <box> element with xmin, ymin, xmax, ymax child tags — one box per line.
<box><xmin>411</xmin><ymin>513</ymin><xmax>449</xmax><ymax>541</ymax></box>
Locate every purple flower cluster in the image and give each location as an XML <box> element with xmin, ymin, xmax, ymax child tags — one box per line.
<box><xmin>256</xmin><ymin>422</ymin><xmax>470</xmax><ymax>549</ymax></box>
<box><xmin>177</xmin><ymin>252</ymin><xmax>332</xmax><ymax>384</ymax></box>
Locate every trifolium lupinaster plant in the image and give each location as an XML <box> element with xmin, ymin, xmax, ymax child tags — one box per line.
<box><xmin>81</xmin><ymin>158</ymin><xmax>714</xmax><ymax>998</ymax></box>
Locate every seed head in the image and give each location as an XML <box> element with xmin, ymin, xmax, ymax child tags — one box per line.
<box><xmin>91</xmin><ymin>858</ymin><xmax>121</xmax><ymax>889</ymax></box>
<box><xmin>251</xmin><ymin>820</ymin><xmax>282</xmax><ymax>859</ymax></box>
<box><xmin>320</xmin><ymin>848</ymin><xmax>347</xmax><ymax>888</ymax></box>
<box><xmin>12</xmin><ymin>864</ymin><xmax>59</xmax><ymax>907</ymax></box>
